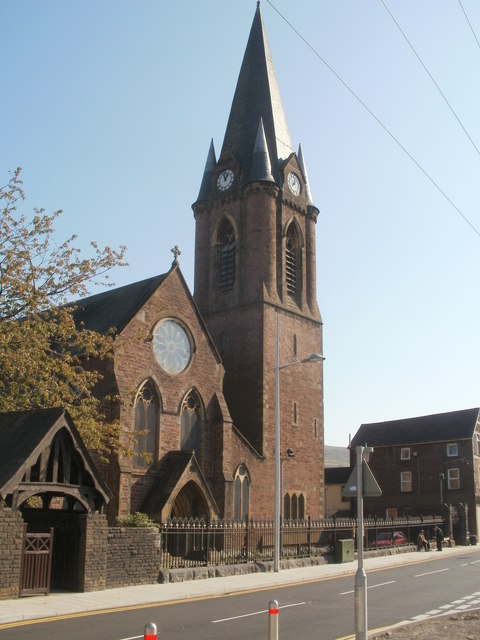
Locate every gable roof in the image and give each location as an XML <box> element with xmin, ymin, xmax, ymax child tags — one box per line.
<box><xmin>0</xmin><ymin>407</ymin><xmax>65</xmax><ymax>491</ymax></box>
<box><xmin>73</xmin><ymin>272</ymin><xmax>168</xmax><ymax>335</ymax></box>
<box><xmin>351</xmin><ymin>408</ymin><xmax>480</xmax><ymax>448</ymax></box>
<box><xmin>0</xmin><ymin>407</ymin><xmax>111</xmax><ymax>509</ymax></box>
<box><xmin>140</xmin><ymin>451</ymin><xmax>219</xmax><ymax>520</ymax></box>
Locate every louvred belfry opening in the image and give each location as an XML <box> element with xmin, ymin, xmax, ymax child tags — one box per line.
<box><xmin>217</xmin><ymin>219</ymin><xmax>235</xmax><ymax>292</ymax></box>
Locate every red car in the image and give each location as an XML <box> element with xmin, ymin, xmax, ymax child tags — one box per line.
<box><xmin>376</xmin><ymin>531</ymin><xmax>408</xmax><ymax>547</ymax></box>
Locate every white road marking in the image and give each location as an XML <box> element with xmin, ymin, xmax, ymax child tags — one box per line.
<box><xmin>340</xmin><ymin>580</ymin><xmax>396</xmax><ymax>595</ymax></box>
<box><xmin>212</xmin><ymin>601</ymin><xmax>306</xmax><ymax>624</ymax></box>
<box><xmin>368</xmin><ymin>580</ymin><xmax>396</xmax><ymax>589</ymax></box>
<box><xmin>414</xmin><ymin>567</ymin><xmax>449</xmax><ymax>578</ymax></box>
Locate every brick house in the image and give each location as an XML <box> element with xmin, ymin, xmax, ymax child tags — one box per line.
<box><xmin>350</xmin><ymin>408</ymin><xmax>480</xmax><ymax>541</ymax></box>
<box><xmin>70</xmin><ymin>3</ymin><xmax>324</xmax><ymax>523</ymax></box>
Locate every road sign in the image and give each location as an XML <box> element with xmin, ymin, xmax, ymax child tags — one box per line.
<box><xmin>341</xmin><ymin>460</ymin><xmax>382</xmax><ymax>497</ymax></box>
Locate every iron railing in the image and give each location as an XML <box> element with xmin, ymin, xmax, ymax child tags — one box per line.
<box><xmin>160</xmin><ymin>514</ymin><xmax>444</xmax><ymax>569</ymax></box>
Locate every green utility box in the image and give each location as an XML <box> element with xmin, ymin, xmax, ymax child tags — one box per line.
<box><xmin>335</xmin><ymin>539</ymin><xmax>355</xmax><ymax>563</ymax></box>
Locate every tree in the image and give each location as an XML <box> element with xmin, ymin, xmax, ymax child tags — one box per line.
<box><xmin>0</xmin><ymin>168</ymin><xmax>127</xmax><ymax>458</ymax></box>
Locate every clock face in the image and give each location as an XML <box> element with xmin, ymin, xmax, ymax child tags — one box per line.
<box><xmin>217</xmin><ymin>169</ymin><xmax>234</xmax><ymax>191</ymax></box>
<box><xmin>152</xmin><ymin>320</ymin><xmax>191</xmax><ymax>374</ymax></box>
<box><xmin>287</xmin><ymin>172</ymin><xmax>301</xmax><ymax>196</ymax></box>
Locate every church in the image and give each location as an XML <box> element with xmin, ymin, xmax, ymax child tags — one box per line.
<box><xmin>75</xmin><ymin>2</ymin><xmax>325</xmax><ymax>524</ymax></box>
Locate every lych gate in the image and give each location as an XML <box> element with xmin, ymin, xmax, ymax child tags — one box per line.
<box><xmin>0</xmin><ymin>408</ymin><xmax>111</xmax><ymax>596</ymax></box>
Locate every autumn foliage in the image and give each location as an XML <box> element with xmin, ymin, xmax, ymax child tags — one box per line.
<box><xmin>0</xmin><ymin>168</ymin><xmax>126</xmax><ymax>458</ymax></box>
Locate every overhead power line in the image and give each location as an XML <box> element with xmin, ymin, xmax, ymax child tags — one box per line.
<box><xmin>458</xmin><ymin>0</ymin><xmax>480</xmax><ymax>49</ymax></box>
<box><xmin>381</xmin><ymin>0</ymin><xmax>480</xmax><ymax>159</ymax></box>
<box><xmin>265</xmin><ymin>0</ymin><xmax>480</xmax><ymax>238</ymax></box>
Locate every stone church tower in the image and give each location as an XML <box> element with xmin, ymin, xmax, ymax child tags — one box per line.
<box><xmin>193</xmin><ymin>3</ymin><xmax>324</xmax><ymax>516</ymax></box>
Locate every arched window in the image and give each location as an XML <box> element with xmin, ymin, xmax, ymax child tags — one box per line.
<box><xmin>217</xmin><ymin>218</ymin><xmax>236</xmax><ymax>292</ymax></box>
<box><xmin>284</xmin><ymin>493</ymin><xmax>306</xmax><ymax>521</ymax></box>
<box><xmin>133</xmin><ymin>381</ymin><xmax>159</xmax><ymax>467</ymax></box>
<box><xmin>233</xmin><ymin>464</ymin><xmax>250</xmax><ymax>520</ymax></box>
<box><xmin>180</xmin><ymin>390</ymin><xmax>202</xmax><ymax>452</ymax></box>
<box><xmin>298</xmin><ymin>494</ymin><xmax>305</xmax><ymax>520</ymax></box>
<box><xmin>285</xmin><ymin>222</ymin><xmax>301</xmax><ymax>301</ymax></box>
<box><xmin>291</xmin><ymin>493</ymin><xmax>298</xmax><ymax>520</ymax></box>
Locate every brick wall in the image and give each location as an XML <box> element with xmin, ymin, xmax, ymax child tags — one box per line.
<box><xmin>79</xmin><ymin>513</ymin><xmax>108</xmax><ymax>592</ymax></box>
<box><xmin>106</xmin><ymin>527</ymin><xmax>161</xmax><ymax>588</ymax></box>
<box><xmin>0</xmin><ymin>508</ymin><xmax>24</xmax><ymax>599</ymax></box>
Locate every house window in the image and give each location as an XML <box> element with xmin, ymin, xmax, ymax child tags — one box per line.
<box><xmin>386</xmin><ymin>508</ymin><xmax>398</xmax><ymax>518</ymax></box>
<box><xmin>400</xmin><ymin>471</ymin><xmax>412</xmax><ymax>492</ymax></box>
<box><xmin>476</xmin><ymin>433</ymin><xmax>480</xmax><ymax>456</ymax></box>
<box><xmin>400</xmin><ymin>447</ymin><xmax>410</xmax><ymax>460</ymax></box>
<box><xmin>284</xmin><ymin>493</ymin><xmax>291</xmax><ymax>520</ymax></box>
<box><xmin>293</xmin><ymin>402</ymin><xmax>298</xmax><ymax>425</ymax></box>
<box><xmin>217</xmin><ymin>218</ymin><xmax>235</xmax><ymax>292</ymax></box>
<box><xmin>293</xmin><ymin>334</ymin><xmax>297</xmax><ymax>357</ymax></box>
<box><xmin>314</xmin><ymin>418</ymin><xmax>318</xmax><ymax>439</ymax></box>
<box><xmin>448</xmin><ymin>467</ymin><xmax>460</xmax><ymax>490</ymax></box>
<box><xmin>233</xmin><ymin>464</ymin><xmax>250</xmax><ymax>520</ymax></box>
<box><xmin>446</xmin><ymin>443</ymin><xmax>458</xmax><ymax>457</ymax></box>
<box><xmin>133</xmin><ymin>381</ymin><xmax>160</xmax><ymax>467</ymax></box>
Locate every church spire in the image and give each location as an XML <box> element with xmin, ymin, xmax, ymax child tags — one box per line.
<box><xmin>297</xmin><ymin>143</ymin><xmax>314</xmax><ymax>206</ymax></box>
<box><xmin>248</xmin><ymin>118</ymin><xmax>275</xmax><ymax>184</ymax></box>
<box><xmin>196</xmin><ymin>139</ymin><xmax>216</xmax><ymax>202</ymax></box>
<box><xmin>220</xmin><ymin>2</ymin><xmax>293</xmax><ymax>185</ymax></box>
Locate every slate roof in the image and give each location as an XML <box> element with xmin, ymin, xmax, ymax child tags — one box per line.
<box><xmin>72</xmin><ymin>273</ymin><xmax>167</xmax><ymax>335</ymax></box>
<box><xmin>0</xmin><ymin>407</ymin><xmax>111</xmax><ymax>504</ymax></box>
<box><xmin>0</xmin><ymin>407</ymin><xmax>65</xmax><ymax>490</ymax></box>
<box><xmin>220</xmin><ymin>3</ymin><xmax>293</xmax><ymax>185</ymax></box>
<box><xmin>325</xmin><ymin>466</ymin><xmax>352</xmax><ymax>484</ymax></box>
<box><xmin>351</xmin><ymin>408</ymin><xmax>480</xmax><ymax>448</ymax></box>
<box><xmin>140</xmin><ymin>451</ymin><xmax>193</xmax><ymax>516</ymax></box>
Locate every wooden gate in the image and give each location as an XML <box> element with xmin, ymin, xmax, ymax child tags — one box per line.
<box><xmin>20</xmin><ymin>525</ymin><xmax>54</xmax><ymax>596</ymax></box>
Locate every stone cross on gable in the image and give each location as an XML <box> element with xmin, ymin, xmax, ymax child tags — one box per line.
<box><xmin>171</xmin><ymin>245</ymin><xmax>181</xmax><ymax>264</ymax></box>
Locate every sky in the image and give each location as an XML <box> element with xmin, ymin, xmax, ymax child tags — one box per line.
<box><xmin>2</xmin><ymin>1</ymin><xmax>480</xmax><ymax>447</ymax></box>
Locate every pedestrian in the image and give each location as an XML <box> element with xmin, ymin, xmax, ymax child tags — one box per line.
<box><xmin>435</xmin><ymin>525</ymin><xmax>444</xmax><ymax>551</ymax></box>
<box><xmin>417</xmin><ymin>529</ymin><xmax>429</xmax><ymax>551</ymax></box>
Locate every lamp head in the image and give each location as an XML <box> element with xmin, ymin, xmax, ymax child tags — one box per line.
<box><xmin>301</xmin><ymin>353</ymin><xmax>325</xmax><ymax>364</ymax></box>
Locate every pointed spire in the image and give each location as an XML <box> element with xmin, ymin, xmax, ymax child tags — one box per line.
<box><xmin>196</xmin><ymin>139</ymin><xmax>216</xmax><ymax>202</ymax></box>
<box><xmin>297</xmin><ymin>143</ymin><xmax>314</xmax><ymax>205</ymax></box>
<box><xmin>248</xmin><ymin>118</ymin><xmax>275</xmax><ymax>184</ymax></box>
<box><xmin>220</xmin><ymin>3</ymin><xmax>293</xmax><ymax>185</ymax></box>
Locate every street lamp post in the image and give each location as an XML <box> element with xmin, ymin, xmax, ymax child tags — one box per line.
<box><xmin>354</xmin><ymin>445</ymin><xmax>373</xmax><ymax>640</ymax></box>
<box><xmin>273</xmin><ymin>310</ymin><xmax>324</xmax><ymax>572</ymax></box>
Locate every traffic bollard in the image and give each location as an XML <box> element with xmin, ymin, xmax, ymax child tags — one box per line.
<box><xmin>268</xmin><ymin>599</ymin><xmax>279</xmax><ymax>640</ymax></box>
<box><xmin>144</xmin><ymin>622</ymin><xmax>157</xmax><ymax>639</ymax></box>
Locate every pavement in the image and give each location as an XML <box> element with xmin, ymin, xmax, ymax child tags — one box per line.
<box><xmin>0</xmin><ymin>544</ymin><xmax>476</xmax><ymax>628</ymax></box>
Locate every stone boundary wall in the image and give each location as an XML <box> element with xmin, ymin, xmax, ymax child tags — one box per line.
<box><xmin>106</xmin><ymin>526</ymin><xmax>162</xmax><ymax>589</ymax></box>
<box><xmin>0</xmin><ymin>508</ymin><xmax>24</xmax><ymax>599</ymax></box>
<box><xmin>80</xmin><ymin>513</ymin><xmax>108</xmax><ymax>592</ymax></box>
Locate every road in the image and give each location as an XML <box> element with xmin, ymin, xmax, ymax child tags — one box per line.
<box><xmin>2</xmin><ymin>549</ymin><xmax>480</xmax><ymax>640</ymax></box>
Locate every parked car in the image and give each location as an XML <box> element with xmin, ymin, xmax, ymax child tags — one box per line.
<box><xmin>376</xmin><ymin>531</ymin><xmax>408</xmax><ymax>547</ymax></box>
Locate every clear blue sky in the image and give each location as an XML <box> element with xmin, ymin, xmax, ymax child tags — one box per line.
<box><xmin>2</xmin><ymin>1</ymin><xmax>480</xmax><ymax>446</ymax></box>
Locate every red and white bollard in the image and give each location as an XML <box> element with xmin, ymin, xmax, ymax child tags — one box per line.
<box><xmin>144</xmin><ymin>622</ymin><xmax>157</xmax><ymax>639</ymax></box>
<box><xmin>268</xmin><ymin>599</ymin><xmax>279</xmax><ymax>640</ymax></box>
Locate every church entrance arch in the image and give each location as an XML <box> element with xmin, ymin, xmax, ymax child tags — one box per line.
<box><xmin>171</xmin><ymin>480</ymin><xmax>209</xmax><ymax>520</ymax></box>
